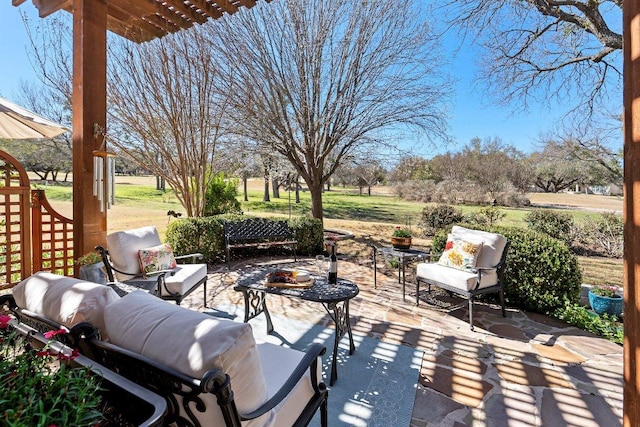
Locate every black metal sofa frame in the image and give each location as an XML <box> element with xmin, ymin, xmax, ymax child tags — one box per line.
<box><xmin>224</xmin><ymin>218</ymin><xmax>297</xmax><ymax>268</ymax></box>
<box><xmin>0</xmin><ymin>294</ymin><xmax>329</xmax><ymax>427</ymax></box>
<box><xmin>96</xmin><ymin>245</ymin><xmax>207</xmax><ymax>306</ymax></box>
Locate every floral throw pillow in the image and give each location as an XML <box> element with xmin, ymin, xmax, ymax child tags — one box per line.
<box><xmin>138</xmin><ymin>244</ymin><xmax>177</xmax><ymax>277</ymax></box>
<box><xmin>437</xmin><ymin>235</ymin><xmax>483</xmax><ymax>271</ymax></box>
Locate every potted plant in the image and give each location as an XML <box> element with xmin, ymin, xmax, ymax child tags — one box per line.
<box><xmin>588</xmin><ymin>284</ymin><xmax>623</xmax><ymax>317</ymax></box>
<box><xmin>391</xmin><ymin>226</ymin><xmax>412</xmax><ymax>250</ymax></box>
<box><xmin>76</xmin><ymin>251</ymin><xmax>107</xmax><ymax>285</ymax></box>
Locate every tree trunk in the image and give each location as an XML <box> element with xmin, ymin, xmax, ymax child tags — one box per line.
<box><xmin>272</xmin><ymin>177</ymin><xmax>280</xmax><ymax>198</ymax></box>
<box><xmin>295</xmin><ymin>175</ymin><xmax>300</xmax><ymax>204</ymax></box>
<box><xmin>243</xmin><ymin>177</ymin><xmax>248</xmax><ymax>202</ymax></box>
<box><xmin>263</xmin><ymin>176</ymin><xmax>270</xmax><ymax>202</ymax></box>
<box><xmin>309</xmin><ymin>181</ymin><xmax>324</xmax><ymax>223</ymax></box>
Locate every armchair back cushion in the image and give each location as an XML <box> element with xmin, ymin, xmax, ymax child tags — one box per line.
<box><xmin>106</xmin><ymin>226</ymin><xmax>162</xmax><ymax>281</ymax></box>
<box><xmin>103</xmin><ymin>291</ymin><xmax>273</xmax><ymax>426</ymax></box>
<box><xmin>451</xmin><ymin>226</ymin><xmax>507</xmax><ymax>268</ymax></box>
<box><xmin>12</xmin><ymin>271</ymin><xmax>120</xmax><ymax>340</ymax></box>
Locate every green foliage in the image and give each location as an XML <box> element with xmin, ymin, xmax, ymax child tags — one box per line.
<box><xmin>165</xmin><ymin>214</ymin><xmax>322</xmax><ymax>263</ymax></box>
<box><xmin>392</xmin><ymin>226</ymin><xmax>412</xmax><ymax>237</ymax></box>
<box><xmin>0</xmin><ymin>318</ymin><xmax>103</xmax><ymax>427</ymax></box>
<box><xmin>204</xmin><ymin>173</ymin><xmax>242</xmax><ymax>216</ymax></box>
<box><xmin>433</xmin><ymin>224</ymin><xmax>582</xmax><ymax>313</ymax></box>
<box><xmin>590</xmin><ymin>284</ymin><xmax>620</xmax><ymax>298</ymax></box>
<box><xmin>417</xmin><ymin>204</ymin><xmax>464</xmax><ymax>236</ymax></box>
<box><xmin>288</xmin><ymin>216</ymin><xmax>324</xmax><ymax>255</ymax></box>
<box><xmin>524</xmin><ymin>209</ymin><xmax>574</xmax><ymax>245</ymax></box>
<box><xmin>464</xmin><ymin>206</ymin><xmax>506</xmax><ymax>227</ymax></box>
<box><xmin>75</xmin><ymin>251</ymin><xmax>101</xmax><ymax>266</ymax></box>
<box><xmin>552</xmin><ymin>303</ymin><xmax>623</xmax><ymax>345</ymax></box>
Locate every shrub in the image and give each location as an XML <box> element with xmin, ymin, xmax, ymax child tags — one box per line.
<box><xmin>433</xmin><ymin>224</ymin><xmax>582</xmax><ymax>313</ymax></box>
<box><xmin>203</xmin><ymin>172</ymin><xmax>242</xmax><ymax>216</ymax></box>
<box><xmin>464</xmin><ymin>206</ymin><xmax>506</xmax><ymax>227</ymax></box>
<box><xmin>524</xmin><ymin>209</ymin><xmax>574</xmax><ymax>246</ymax></box>
<box><xmin>418</xmin><ymin>204</ymin><xmax>464</xmax><ymax>236</ymax></box>
<box><xmin>581</xmin><ymin>212</ymin><xmax>623</xmax><ymax>258</ymax></box>
<box><xmin>288</xmin><ymin>216</ymin><xmax>324</xmax><ymax>255</ymax></box>
<box><xmin>552</xmin><ymin>303</ymin><xmax>623</xmax><ymax>345</ymax></box>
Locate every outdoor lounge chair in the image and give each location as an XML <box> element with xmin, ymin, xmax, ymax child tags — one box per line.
<box><xmin>97</xmin><ymin>225</ymin><xmax>207</xmax><ymax>306</ymax></box>
<box><xmin>415</xmin><ymin>226</ymin><xmax>509</xmax><ymax>330</ymax></box>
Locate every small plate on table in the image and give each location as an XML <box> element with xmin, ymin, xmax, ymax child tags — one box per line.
<box><xmin>265</xmin><ymin>269</ymin><xmax>314</xmax><ymax>288</ymax></box>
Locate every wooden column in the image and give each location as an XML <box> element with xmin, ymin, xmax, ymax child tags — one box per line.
<box><xmin>624</xmin><ymin>1</ymin><xmax>640</xmax><ymax>426</ymax></box>
<box><xmin>72</xmin><ymin>0</ymin><xmax>108</xmax><ymax>269</ymax></box>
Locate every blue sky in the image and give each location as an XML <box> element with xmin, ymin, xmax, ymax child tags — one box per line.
<box><xmin>0</xmin><ymin>2</ymin><xmax>576</xmax><ymax>156</ymax></box>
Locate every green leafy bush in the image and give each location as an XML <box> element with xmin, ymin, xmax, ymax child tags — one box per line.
<box><xmin>464</xmin><ymin>206</ymin><xmax>506</xmax><ymax>227</ymax></box>
<box><xmin>165</xmin><ymin>214</ymin><xmax>322</xmax><ymax>263</ymax></box>
<box><xmin>203</xmin><ymin>172</ymin><xmax>242</xmax><ymax>216</ymax></box>
<box><xmin>553</xmin><ymin>303</ymin><xmax>623</xmax><ymax>345</ymax></box>
<box><xmin>418</xmin><ymin>204</ymin><xmax>464</xmax><ymax>236</ymax></box>
<box><xmin>524</xmin><ymin>209</ymin><xmax>574</xmax><ymax>246</ymax></box>
<box><xmin>433</xmin><ymin>224</ymin><xmax>582</xmax><ymax>313</ymax></box>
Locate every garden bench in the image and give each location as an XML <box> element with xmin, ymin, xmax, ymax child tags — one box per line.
<box><xmin>1</xmin><ymin>273</ymin><xmax>329</xmax><ymax>427</ymax></box>
<box><xmin>224</xmin><ymin>218</ymin><xmax>297</xmax><ymax>268</ymax></box>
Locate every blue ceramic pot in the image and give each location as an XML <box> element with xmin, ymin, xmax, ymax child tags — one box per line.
<box><xmin>588</xmin><ymin>289</ymin><xmax>623</xmax><ymax>317</ymax></box>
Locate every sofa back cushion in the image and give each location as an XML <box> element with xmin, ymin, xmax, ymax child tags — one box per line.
<box><xmin>106</xmin><ymin>226</ymin><xmax>162</xmax><ymax>281</ymax></box>
<box><xmin>451</xmin><ymin>226</ymin><xmax>507</xmax><ymax>268</ymax></box>
<box><xmin>103</xmin><ymin>291</ymin><xmax>273</xmax><ymax>426</ymax></box>
<box><xmin>12</xmin><ymin>271</ymin><xmax>120</xmax><ymax>340</ymax></box>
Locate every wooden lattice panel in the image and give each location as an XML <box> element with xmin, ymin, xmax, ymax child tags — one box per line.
<box><xmin>0</xmin><ymin>152</ymin><xmax>31</xmax><ymax>290</ymax></box>
<box><xmin>31</xmin><ymin>190</ymin><xmax>74</xmax><ymax>278</ymax></box>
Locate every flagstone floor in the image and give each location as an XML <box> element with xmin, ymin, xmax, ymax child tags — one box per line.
<box><xmin>180</xmin><ymin>256</ymin><xmax>623</xmax><ymax>427</ymax></box>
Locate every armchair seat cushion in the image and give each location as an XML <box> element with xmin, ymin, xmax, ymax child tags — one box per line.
<box><xmin>416</xmin><ymin>262</ymin><xmax>498</xmax><ymax>292</ymax></box>
<box><xmin>158</xmin><ymin>263</ymin><xmax>208</xmax><ymax>297</ymax></box>
<box><xmin>257</xmin><ymin>342</ymin><xmax>321</xmax><ymax>427</ymax></box>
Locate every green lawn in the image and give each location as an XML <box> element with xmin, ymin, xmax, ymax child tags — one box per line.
<box><xmin>38</xmin><ymin>181</ymin><xmax>623</xmax><ymax>286</ymax></box>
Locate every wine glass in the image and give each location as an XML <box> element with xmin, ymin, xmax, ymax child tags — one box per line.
<box><xmin>315</xmin><ymin>255</ymin><xmax>325</xmax><ymax>277</ymax></box>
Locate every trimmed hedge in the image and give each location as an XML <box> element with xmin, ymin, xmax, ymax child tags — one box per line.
<box><xmin>432</xmin><ymin>224</ymin><xmax>582</xmax><ymax>314</ymax></box>
<box><xmin>165</xmin><ymin>214</ymin><xmax>324</xmax><ymax>264</ymax></box>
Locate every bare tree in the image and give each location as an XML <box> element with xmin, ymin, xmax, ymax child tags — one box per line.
<box><xmin>107</xmin><ymin>29</ymin><xmax>232</xmax><ymax>217</ymax></box>
<box><xmin>207</xmin><ymin>0</ymin><xmax>450</xmax><ymax>222</ymax></box>
<box><xmin>352</xmin><ymin>160</ymin><xmax>386</xmax><ymax>196</ymax></box>
<box><xmin>441</xmin><ymin>0</ymin><xmax>622</xmax><ymax>115</ymax></box>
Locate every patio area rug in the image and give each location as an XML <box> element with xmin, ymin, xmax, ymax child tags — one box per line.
<box><xmin>208</xmin><ymin>305</ymin><xmax>422</xmax><ymax>427</ymax></box>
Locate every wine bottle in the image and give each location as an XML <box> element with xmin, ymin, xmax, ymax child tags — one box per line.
<box><xmin>328</xmin><ymin>246</ymin><xmax>338</xmax><ymax>284</ymax></box>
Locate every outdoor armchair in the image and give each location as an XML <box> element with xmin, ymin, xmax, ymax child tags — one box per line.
<box><xmin>415</xmin><ymin>226</ymin><xmax>509</xmax><ymax>330</ymax></box>
<box><xmin>97</xmin><ymin>225</ymin><xmax>207</xmax><ymax>306</ymax></box>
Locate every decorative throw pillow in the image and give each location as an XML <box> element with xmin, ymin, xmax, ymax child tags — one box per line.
<box><xmin>138</xmin><ymin>244</ymin><xmax>177</xmax><ymax>276</ymax></box>
<box><xmin>438</xmin><ymin>234</ymin><xmax>483</xmax><ymax>271</ymax></box>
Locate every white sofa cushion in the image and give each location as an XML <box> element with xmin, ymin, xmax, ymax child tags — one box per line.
<box><xmin>416</xmin><ymin>262</ymin><xmax>498</xmax><ymax>292</ymax></box>
<box><xmin>103</xmin><ymin>291</ymin><xmax>273</xmax><ymax>426</ymax></box>
<box><xmin>12</xmin><ymin>271</ymin><xmax>120</xmax><ymax>340</ymax></box>
<box><xmin>451</xmin><ymin>226</ymin><xmax>507</xmax><ymax>268</ymax></box>
<box><xmin>106</xmin><ymin>226</ymin><xmax>162</xmax><ymax>281</ymax></box>
<box><xmin>257</xmin><ymin>341</ymin><xmax>322</xmax><ymax>427</ymax></box>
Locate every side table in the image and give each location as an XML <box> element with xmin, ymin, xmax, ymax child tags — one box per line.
<box><xmin>372</xmin><ymin>246</ymin><xmax>430</xmax><ymax>302</ymax></box>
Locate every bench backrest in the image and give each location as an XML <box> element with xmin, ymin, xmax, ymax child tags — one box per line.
<box><xmin>224</xmin><ymin>218</ymin><xmax>294</xmax><ymax>244</ymax></box>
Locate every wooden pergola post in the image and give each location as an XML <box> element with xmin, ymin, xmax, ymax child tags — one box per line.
<box><xmin>71</xmin><ymin>0</ymin><xmax>108</xmax><ymax>268</ymax></box>
<box><xmin>624</xmin><ymin>1</ymin><xmax>640</xmax><ymax>426</ymax></box>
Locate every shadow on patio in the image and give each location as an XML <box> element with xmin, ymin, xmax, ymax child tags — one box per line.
<box><xmin>181</xmin><ymin>257</ymin><xmax>623</xmax><ymax>427</ymax></box>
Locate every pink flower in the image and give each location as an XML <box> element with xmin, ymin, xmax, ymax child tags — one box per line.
<box><xmin>44</xmin><ymin>329</ymin><xmax>67</xmax><ymax>339</ymax></box>
<box><xmin>0</xmin><ymin>315</ymin><xmax>11</xmax><ymax>329</ymax></box>
<box><xmin>58</xmin><ymin>348</ymin><xmax>79</xmax><ymax>361</ymax></box>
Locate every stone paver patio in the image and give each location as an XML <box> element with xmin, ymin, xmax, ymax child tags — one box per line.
<box><xmin>180</xmin><ymin>257</ymin><xmax>623</xmax><ymax>427</ymax></box>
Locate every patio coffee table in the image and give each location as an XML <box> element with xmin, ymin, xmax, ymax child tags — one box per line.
<box><xmin>372</xmin><ymin>246</ymin><xmax>430</xmax><ymax>302</ymax></box>
<box><xmin>234</xmin><ymin>268</ymin><xmax>359</xmax><ymax>386</ymax></box>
